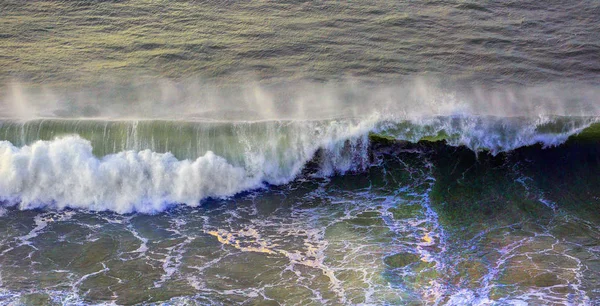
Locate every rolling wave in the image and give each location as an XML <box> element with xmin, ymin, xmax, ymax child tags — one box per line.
<box><xmin>0</xmin><ymin>114</ymin><xmax>597</xmax><ymax>213</ymax></box>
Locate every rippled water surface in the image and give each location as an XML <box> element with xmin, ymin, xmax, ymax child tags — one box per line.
<box><xmin>1</xmin><ymin>0</ymin><xmax>599</xmax><ymax>85</ymax></box>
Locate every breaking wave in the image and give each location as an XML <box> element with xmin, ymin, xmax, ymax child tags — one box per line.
<box><xmin>1</xmin><ymin>80</ymin><xmax>599</xmax><ymax>213</ymax></box>
<box><xmin>0</xmin><ymin>114</ymin><xmax>598</xmax><ymax>213</ymax></box>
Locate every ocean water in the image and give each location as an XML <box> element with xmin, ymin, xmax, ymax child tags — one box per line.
<box><xmin>1</xmin><ymin>1</ymin><xmax>600</xmax><ymax>305</ymax></box>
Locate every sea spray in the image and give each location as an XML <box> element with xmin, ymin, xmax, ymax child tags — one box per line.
<box><xmin>3</xmin><ymin>80</ymin><xmax>600</xmax><ymax>121</ymax></box>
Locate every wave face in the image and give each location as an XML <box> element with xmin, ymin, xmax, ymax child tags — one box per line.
<box><xmin>0</xmin><ymin>114</ymin><xmax>598</xmax><ymax>213</ymax></box>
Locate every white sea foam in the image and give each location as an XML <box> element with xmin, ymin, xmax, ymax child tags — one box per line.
<box><xmin>0</xmin><ymin>136</ymin><xmax>256</xmax><ymax>213</ymax></box>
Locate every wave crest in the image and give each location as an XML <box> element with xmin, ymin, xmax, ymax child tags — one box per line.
<box><xmin>0</xmin><ymin>114</ymin><xmax>598</xmax><ymax>213</ymax></box>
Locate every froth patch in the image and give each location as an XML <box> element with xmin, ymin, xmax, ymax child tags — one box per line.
<box><xmin>0</xmin><ymin>136</ymin><xmax>261</xmax><ymax>213</ymax></box>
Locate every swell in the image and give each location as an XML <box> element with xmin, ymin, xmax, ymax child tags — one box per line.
<box><xmin>0</xmin><ymin>115</ymin><xmax>598</xmax><ymax>213</ymax></box>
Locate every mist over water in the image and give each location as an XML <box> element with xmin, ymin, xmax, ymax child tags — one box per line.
<box><xmin>3</xmin><ymin>78</ymin><xmax>600</xmax><ymax>120</ymax></box>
